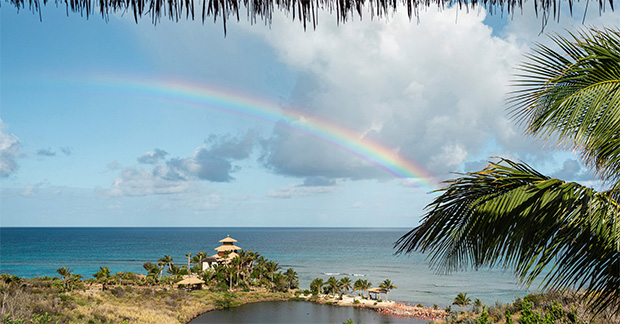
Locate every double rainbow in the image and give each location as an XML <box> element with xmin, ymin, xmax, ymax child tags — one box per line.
<box><xmin>94</xmin><ymin>76</ymin><xmax>439</xmax><ymax>192</ymax></box>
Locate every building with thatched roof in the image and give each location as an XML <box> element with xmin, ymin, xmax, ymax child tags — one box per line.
<box><xmin>367</xmin><ymin>287</ymin><xmax>388</xmax><ymax>300</ymax></box>
<box><xmin>201</xmin><ymin>235</ymin><xmax>242</xmax><ymax>270</ymax></box>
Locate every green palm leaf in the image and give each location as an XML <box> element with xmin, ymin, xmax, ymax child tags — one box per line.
<box><xmin>509</xmin><ymin>27</ymin><xmax>620</xmax><ymax>182</ymax></box>
<box><xmin>395</xmin><ymin>159</ymin><xmax>620</xmax><ymax>313</ymax></box>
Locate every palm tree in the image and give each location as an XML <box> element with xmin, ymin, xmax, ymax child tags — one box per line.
<box><xmin>255</xmin><ymin>256</ymin><xmax>267</xmax><ymax>281</ymax></box>
<box><xmin>284</xmin><ymin>268</ymin><xmax>298</xmax><ymax>290</ymax></box>
<box><xmin>379</xmin><ymin>279</ymin><xmax>397</xmax><ymax>301</ymax></box>
<box><xmin>339</xmin><ymin>277</ymin><xmax>352</xmax><ymax>296</ymax></box>
<box><xmin>93</xmin><ymin>266</ymin><xmax>111</xmax><ymax>291</ymax></box>
<box><xmin>473</xmin><ymin>298</ymin><xmax>484</xmax><ymax>314</ymax></box>
<box><xmin>396</xmin><ymin>27</ymin><xmax>620</xmax><ymax>314</ymax></box>
<box><xmin>453</xmin><ymin>292</ymin><xmax>471</xmax><ymax>312</ymax></box>
<box><xmin>6</xmin><ymin>0</ymin><xmax>605</xmax><ymax>34</ymax></box>
<box><xmin>353</xmin><ymin>279</ymin><xmax>364</xmax><ymax>299</ymax></box>
<box><xmin>325</xmin><ymin>276</ymin><xmax>340</xmax><ymax>297</ymax></box>
<box><xmin>231</xmin><ymin>256</ymin><xmax>243</xmax><ymax>285</ymax></box>
<box><xmin>264</xmin><ymin>260</ymin><xmax>281</xmax><ymax>282</ymax></box>
<box><xmin>186</xmin><ymin>253</ymin><xmax>192</xmax><ymax>275</ymax></box>
<box><xmin>56</xmin><ymin>266</ymin><xmax>73</xmax><ymax>291</ymax></box>
<box><xmin>310</xmin><ymin>278</ymin><xmax>324</xmax><ymax>295</ymax></box>
<box><xmin>167</xmin><ymin>263</ymin><xmax>182</xmax><ymax>276</ymax></box>
<box><xmin>158</xmin><ymin>255</ymin><xmax>174</xmax><ymax>272</ymax></box>
<box><xmin>363</xmin><ymin>280</ymin><xmax>372</xmax><ymax>300</ymax></box>
<box><xmin>225</xmin><ymin>264</ymin><xmax>236</xmax><ymax>291</ymax></box>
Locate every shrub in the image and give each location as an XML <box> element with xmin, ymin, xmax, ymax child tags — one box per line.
<box><xmin>353</xmin><ymin>299</ymin><xmax>360</xmax><ymax>304</ymax></box>
<box><xmin>325</xmin><ymin>301</ymin><xmax>333</xmax><ymax>305</ymax></box>
<box><xmin>214</xmin><ymin>293</ymin><xmax>236</xmax><ymax>309</ymax></box>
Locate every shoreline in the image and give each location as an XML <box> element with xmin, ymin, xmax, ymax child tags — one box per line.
<box><xmin>295</xmin><ymin>293</ymin><xmax>448</xmax><ymax>322</ymax></box>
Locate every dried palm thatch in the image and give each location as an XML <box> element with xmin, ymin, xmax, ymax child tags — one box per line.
<box><xmin>4</xmin><ymin>0</ymin><xmax>616</xmax><ymax>34</ymax></box>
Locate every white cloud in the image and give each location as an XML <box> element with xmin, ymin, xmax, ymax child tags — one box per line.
<box><xmin>251</xmin><ymin>6</ymin><xmax>529</xmax><ymax>181</ymax></box>
<box><xmin>267</xmin><ymin>183</ymin><xmax>335</xmax><ymax>199</ymax></box>
<box><xmin>101</xmin><ymin>132</ymin><xmax>259</xmax><ymax>197</ymax></box>
<box><xmin>21</xmin><ymin>184</ymin><xmax>37</xmax><ymax>197</ymax></box>
<box><xmin>137</xmin><ymin>148</ymin><xmax>168</xmax><ymax>164</ymax></box>
<box><xmin>103</xmin><ymin>165</ymin><xmax>196</xmax><ymax>197</ymax></box>
<box><xmin>0</xmin><ymin>119</ymin><xmax>20</xmax><ymax>178</ymax></box>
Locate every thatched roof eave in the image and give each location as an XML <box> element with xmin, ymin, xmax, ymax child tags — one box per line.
<box><xmin>6</xmin><ymin>0</ymin><xmax>615</xmax><ymax>34</ymax></box>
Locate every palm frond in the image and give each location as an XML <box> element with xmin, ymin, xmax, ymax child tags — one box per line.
<box><xmin>395</xmin><ymin>159</ymin><xmax>620</xmax><ymax>314</ymax></box>
<box><xmin>509</xmin><ymin>27</ymin><xmax>620</xmax><ymax>182</ymax></box>
<box><xmin>4</xmin><ymin>0</ymin><xmax>617</xmax><ymax>33</ymax></box>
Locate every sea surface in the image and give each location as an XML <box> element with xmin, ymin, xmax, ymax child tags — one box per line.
<box><xmin>0</xmin><ymin>227</ymin><xmax>534</xmax><ymax>307</ymax></box>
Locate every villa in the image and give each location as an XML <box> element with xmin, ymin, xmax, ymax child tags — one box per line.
<box><xmin>201</xmin><ymin>235</ymin><xmax>242</xmax><ymax>270</ymax></box>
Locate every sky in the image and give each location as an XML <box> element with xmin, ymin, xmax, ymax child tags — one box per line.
<box><xmin>1</xmin><ymin>2</ymin><xmax>618</xmax><ymax>227</ymax></box>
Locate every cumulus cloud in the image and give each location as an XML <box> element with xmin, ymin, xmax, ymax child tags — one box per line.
<box><xmin>137</xmin><ymin>148</ymin><xmax>168</xmax><ymax>164</ymax></box>
<box><xmin>552</xmin><ymin>159</ymin><xmax>597</xmax><ymax>182</ymax></box>
<box><xmin>102</xmin><ymin>132</ymin><xmax>259</xmax><ymax>197</ymax></box>
<box><xmin>36</xmin><ymin>148</ymin><xmax>56</xmax><ymax>157</ymax></box>
<box><xmin>0</xmin><ymin>120</ymin><xmax>20</xmax><ymax>178</ymax></box>
<box><xmin>252</xmin><ymin>7</ymin><xmax>528</xmax><ymax>182</ymax></box>
<box><xmin>103</xmin><ymin>165</ymin><xmax>195</xmax><ymax>197</ymax></box>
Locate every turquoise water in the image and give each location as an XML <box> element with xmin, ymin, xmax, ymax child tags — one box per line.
<box><xmin>0</xmin><ymin>227</ymin><xmax>532</xmax><ymax>307</ymax></box>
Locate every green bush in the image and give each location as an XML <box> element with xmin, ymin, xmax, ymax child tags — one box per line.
<box><xmin>353</xmin><ymin>299</ymin><xmax>360</xmax><ymax>304</ymax></box>
<box><xmin>214</xmin><ymin>293</ymin><xmax>236</xmax><ymax>309</ymax></box>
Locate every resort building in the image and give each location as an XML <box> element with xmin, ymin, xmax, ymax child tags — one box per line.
<box><xmin>201</xmin><ymin>235</ymin><xmax>242</xmax><ymax>270</ymax></box>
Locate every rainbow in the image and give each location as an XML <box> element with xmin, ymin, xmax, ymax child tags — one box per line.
<box><xmin>92</xmin><ymin>75</ymin><xmax>439</xmax><ymax>192</ymax></box>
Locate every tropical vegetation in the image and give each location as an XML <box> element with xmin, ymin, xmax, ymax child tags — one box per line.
<box><xmin>396</xmin><ymin>27</ymin><xmax>620</xmax><ymax>315</ymax></box>
<box><xmin>436</xmin><ymin>291</ymin><xmax>619</xmax><ymax>323</ymax></box>
<box><xmin>0</xmin><ymin>250</ymin><xmax>300</xmax><ymax>323</ymax></box>
<box><xmin>452</xmin><ymin>292</ymin><xmax>471</xmax><ymax>312</ymax></box>
<box><xmin>379</xmin><ymin>279</ymin><xmax>397</xmax><ymax>301</ymax></box>
<box><xmin>0</xmin><ymin>273</ymin><xmax>294</xmax><ymax>324</ymax></box>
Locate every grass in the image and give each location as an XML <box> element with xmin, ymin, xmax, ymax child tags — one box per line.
<box><xmin>0</xmin><ymin>277</ymin><xmax>294</xmax><ymax>323</ymax></box>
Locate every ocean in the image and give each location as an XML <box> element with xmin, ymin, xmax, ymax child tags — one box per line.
<box><xmin>0</xmin><ymin>227</ymin><xmax>532</xmax><ymax>307</ymax></box>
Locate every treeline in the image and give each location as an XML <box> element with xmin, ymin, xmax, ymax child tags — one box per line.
<box><xmin>39</xmin><ymin>250</ymin><xmax>298</xmax><ymax>294</ymax></box>
<box><xmin>308</xmin><ymin>276</ymin><xmax>396</xmax><ymax>301</ymax></box>
<box><xmin>141</xmin><ymin>250</ymin><xmax>299</xmax><ymax>292</ymax></box>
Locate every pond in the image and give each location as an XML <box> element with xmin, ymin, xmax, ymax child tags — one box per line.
<box><xmin>190</xmin><ymin>301</ymin><xmax>428</xmax><ymax>324</ymax></box>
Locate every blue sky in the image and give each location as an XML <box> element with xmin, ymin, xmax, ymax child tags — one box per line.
<box><xmin>1</xmin><ymin>2</ymin><xmax>617</xmax><ymax>226</ymax></box>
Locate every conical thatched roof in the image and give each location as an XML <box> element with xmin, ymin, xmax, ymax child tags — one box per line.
<box><xmin>177</xmin><ymin>277</ymin><xmax>205</xmax><ymax>285</ymax></box>
<box><xmin>7</xmin><ymin>0</ymin><xmax>613</xmax><ymax>34</ymax></box>
<box><xmin>214</xmin><ymin>244</ymin><xmax>242</xmax><ymax>251</ymax></box>
<box><xmin>368</xmin><ymin>287</ymin><xmax>388</xmax><ymax>293</ymax></box>
<box><xmin>219</xmin><ymin>235</ymin><xmax>237</xmax><ymax>243</ymax></box>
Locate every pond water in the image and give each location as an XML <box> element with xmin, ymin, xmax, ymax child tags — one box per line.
<box><xmin>190</xmin><ymin>301</ymin><xmax>428</xmax><ymax>324</ymax></box>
